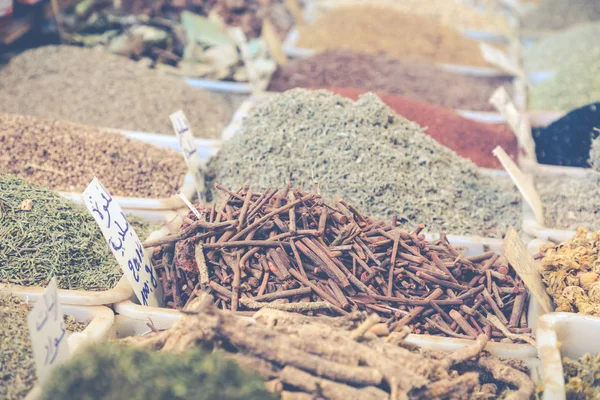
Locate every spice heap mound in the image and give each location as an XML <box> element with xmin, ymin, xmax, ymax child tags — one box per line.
<box><xmin>308</xmin><ymin>0</ymin><xmax>510</xmax><ymax>34</ymax></box>
<box><xmin>524</xmin><ymin>22</ymin><xmax>600</xmax><ymax>72</ymax></box>
<box><xmin>0</xmin><ymin>295</ymin><xmax>86</xmax><ymax>400</ymax></box>
<box><xmin>563</xmin><ymin>353</ymin><xmax>600</xmax><ymax>398</ymax></box>
<box><xmin>529</xmin><ymin>49</ymin><xmax>600</xmax><ymax>112</ymax></box>
<box><xmin>296</xmin><ymin>6</ymin><xmax>494</xmax><ymax>67</ymax></box>
<box><xmin>207</xmin><ymin>89</ymin><xmax>521</xmax><ymax>237</ymax></box>
<box><xmin>150</xmin><ymin>186</ymin><xmax>532</xmax><ymax>342</ymax></box>
<box><xmin>522</xmin><ymin>0</ymin><xmax>600</xmax><ymax>31</ymax></box>
<box><xmin>328</xmin><ymin>87</ymin><xmax>518</xmax><ymax>169</ymax></box>
<box><xmin>533</xmin><ymin>102</ymin><xmax>600</xmax><ymax>167</ymax></box>
<box><xmin>0</xmin><ymin>174</ymin><xmax>154</xmax><ymax>290</ymax></box>
<box><xmin>535</xmin><ymin>174</ymin><xmax>600</xmax><ymax>231</ymax></box>
<box><xmin>0</xmin><ymin>113</ymin><xmax>188</xmax><ymax>198</ymax></box>
<box><xmin>117</xmin><ymin>298</ymin><xmax>536</xmax><ymax>399</ymax></box>
<box><xmin>267</xmin><ymin>50</ymin><xmax>512</xmax><ymax>112</ymax></box>
<box><xmin>538</xmin><ymin>228</ymin><xmax>600</xmax><ymax>315</ymax></box>
<box><xmin>41</xmin><ymin>343</ymin><xmax>274</xmax><ymax>400</ymax></box>
<box><xmin>0</xmin><ymin>45</ymin><xmax>232</xmax><ymax>137</ymax></box>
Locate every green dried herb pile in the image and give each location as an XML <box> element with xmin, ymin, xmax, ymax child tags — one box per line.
<box><xmin>116</xmin><ymin>298</ymin><xmax>536</xmax><ymax>399</ymax></box>
<box><xmin>41</xmin><ymin>343</ymin><xmax>275</xmax><ymax>400</ymax></box>
<box><xmin>207</xmin><ymin>89</ymin><xmax>521</xmax><ymax>237</ymax></box>
<box><xmin>0</xmin><ymin>113</ymin><xmax>188</xmax><ymax>198</ymax></box>
<box><xmin>535</xmin><ymin>174</ymin><xmax>600</xmax><ymax>231</ymax></box>
<box><xmin>563</xmin><ymin>353</ymin><xmax>600</xmax><ymax>399</ymax></box>
<box><xmin>0</xmin><ymin>295</ymin><xmax>86</xmax><ymax>400</ymax></box>
<box><xmin>0</xmin><ymin>174</ymin><xmax>153</xmax><ymax>290</ymax></box>
<box><xmin>529</xmin><ymin>48</ymin><xmax>600</xmax><ymax>112</ymax></box>
<box><xmin>538</xmin><ymin>228</ymin><xmax>600</xmax><ymax>315</ymax></box>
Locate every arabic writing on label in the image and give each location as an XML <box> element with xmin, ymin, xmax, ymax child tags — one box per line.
<box><xmin>82</xmin><ymin>177</ymin><xmax>163</xmax><ymax>307</ymax></box>
<box><xmin>27</xmin><ymin>278</ymin><xmax>70</xmax><ymax>384</ymax></box>
<box><xmin>170</xmin><ymin>110</ymin><xmax>206</xmax><ymax>202</ymax></box>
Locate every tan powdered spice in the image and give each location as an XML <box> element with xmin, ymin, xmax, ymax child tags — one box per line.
<box><xmin>0</xmin><ymin>46</ymin><xmax>233</xmax><ymax>137</ymax></box>
<box><xmin>310</xmin><ymin>0</ymin><xmax>511</xmax><ymax>34</ymax></box>
<box><xmin>0</xmin><ymin>113</ymin><xmax>188</xmax><ymax>198</ymax></box>
<box><xmin>297</xmin><ymin>6</ymin><xmax>496</xmax><ymax>67</ymax></box>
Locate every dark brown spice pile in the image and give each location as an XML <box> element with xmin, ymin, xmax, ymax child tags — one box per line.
<box><xmin>147</xmin><ymin>187</ymin><xmax>531</xmax><ymax>343</ymax></box>
<box><xmin>0</xmin><ymin>113</ymin><xmax>188</xmax><ymax>198</ymax></box>
<box><xmin>267</xmin><ymin>50</ymin><xmax>513</xmax><ymax>112</ymax></box>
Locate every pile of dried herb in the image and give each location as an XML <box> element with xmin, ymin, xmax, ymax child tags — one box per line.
<box><xmin>0</xmin><ymin>113</ymin><xmax>188</xmax><ymax>198</ymax></box>
<box><xmin>563</xmin><ymin>353</ymin><xmax>600</xmax><ymax>399</ymax></box>
<box><xmin>41</xmin><ymin>343</ymin><xmax>274</xmax><ymax>400</ymax></box>
<box><xmin>119</xmin><ymin>298</ymin><xmax>536</xmax><ymax>399</ymax></box>
<box><xmin>0</xmin><ymin>174</ymin><xmax>154</xmax><ymax>290</ymax></box>
<box><xmin>533</xmin><ymin>102</ymin><xmax>600</xmax><ymax>167</ymax></box>
<box><xmin>207</xmin><ymin>89</ymin><xmax>521</xmax><ymax>237</ymax></box>
<box><xmin>296</xmin><ymin>6</ymin><xmax>495</xmax><ymax>67</ymax></box>
<box><xmin>0</xmin><ymin>295</ymin><xmax>86</xmax><ymax>400</ymax></box>
<box><xmin>0</xmin><ymin>46</ymin><xmax>234</xmax><ymax>137</ymax></box>
<box><xmin>529</xmin><ymin>48</ymin><xmax>600</xmax><ymax>112</ymax></box>
<box><xmin>524</xmin><ymin>22</ymin><xmax>600</xmax><ymax>72</ymax></box>
<box><xmin>535</xmin><ymin>174</ymin><xmax>600</xmax><ymax>231</ymax></box>
<box><xmin>522</xmin><ymin>0</ymin><xmax>600</xmax><ymax>31</ymax></box>
<box><xmin>538</xmin><ymin>228</ymin><xmax>600</xmax><ymax>315</ymax></box>
<box><xmin>590</xmin><ymin>136</ymin><xmax>600</xmax><ymax>172</ymax></box>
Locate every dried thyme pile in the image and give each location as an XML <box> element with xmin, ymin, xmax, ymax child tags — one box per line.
<box><xmin>207</xmin><ymin>89</ymin><xmax>521</xmax><ymax>237</ymax></box>
<box><xmin>0</xmin><ymin>295</ymin><xmax>86</xmax><ymax>400</ymax></box>
<box><xmin>0</xmin><ymin>174</ymin><xmax>154</xmax><ymax>290</ymax></box>
<box><xmin>0</xmin><ymin>46</ymin><xmax>234</xmax><ymax>137</ymax></box>
<box><xmin>41</xmin><ymin>343</ymin><xmax>274</xmax><ymax>400</ymax></box>
<box><xmin>563</xmin><ymin>353</ymin><xmax>600</xmax><ymax>399</ymax></box>
<box><xmin>538</xmin><ymin>228</ymin><xmax>600</xmax><ymax>315</ymax></box>
<box><xmin>529</xmin><ymin>48</ymin><xmax>600</xmax><ymax>112</ymax></box>
<box><xmin>535</xmin><ymin>174</ymin><xmax>600</xmax><ymax>231</ymax></box>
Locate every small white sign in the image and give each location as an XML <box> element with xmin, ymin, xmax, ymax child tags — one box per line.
<box><xmin>170</xmin><ymin>110</ymin><xmax>206</xmax><ymax>202</ymax></box>
<box><xmin>82</xmin><ymin>177</ymin><xmax>163</xmax><ymax>307</ymax></box>
<box><xmin>27</xmin><ymin>278</ymin><xmax>70</xmax><ymax>384</ymax></box>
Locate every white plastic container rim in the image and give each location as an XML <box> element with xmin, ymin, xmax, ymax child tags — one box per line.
<box><xmin>23</xmin><ymin>303</ymin><xmax>115</xmax><ymax>400</ymax></box>
<box><xmin>114</xmin><ymin>232</ymin><xmax>539</xmax><ymax>359</ymax></box>
<box><xmin>184</xmin><ymin>78</ymin><xmax>253</xmax><ymax>94</ymax></box>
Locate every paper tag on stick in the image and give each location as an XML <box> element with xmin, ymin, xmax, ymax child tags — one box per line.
<box><xmin>82</xmin><ymin>178</ymin><xmax>163</xmax><ymax>307</ymax></box>
<box><xmin>490</xmin><ymin>87</ymin><xmax>536</xmax><ymax>161</ymax></box>
<box><xmin>480</xmin><ymin>43</ymin><xmax>523</xmax><ymax>78</ymax></box>
<box><xmin>170</xmin><ymin>110</ymin><xmax>206</xmax><ymax>202</ymax></box>
<box><xmin>262</xmin><ymin>19</ymin><xmax>288</xmax><ymax>65</ymax></box>
<box><xmin>493</xmin><ymin>146</ymin><xmax>545</xmax><ymax>226</ymax></box>
<box><xmin>27</xmin><ymin>278</ymin><xmax>70</xmax><ymax>384</ymax></box>
<box><xmin>502</xmin><ymin>228</ymin><xmax>554</xmax><ymax>314</ymax></box>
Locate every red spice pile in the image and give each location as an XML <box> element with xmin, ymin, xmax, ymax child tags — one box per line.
<box><xmin>326</xmin><ymin>88</ymin><xmax>518</xmax><ymax>170</ymax></box>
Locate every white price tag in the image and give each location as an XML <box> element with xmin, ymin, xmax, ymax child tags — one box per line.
<box><xmin>170</xmin><ymin>110</ymin><xmax>206</xmax><ymax>202</ymax></box>
<box><xmin>27</xmin><ymin>278</ymin><xmax>69</xmax><ymax>384</ymax></box>
<box><xmin>82</xmin><ymin>177</ymin><xmax>163</xmax><ymax>307</ymax></box>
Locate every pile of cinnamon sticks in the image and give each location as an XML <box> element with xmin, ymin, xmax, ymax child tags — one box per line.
<box><xmin>145</xmin><ymin>185</ymin><xmax>531</xmax><ymax>342</ymax></box>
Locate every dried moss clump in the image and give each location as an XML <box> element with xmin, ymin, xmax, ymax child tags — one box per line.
<box><xmin>0</xmin><ymin>295</ymin><xmax>86</xmax><ymax>400</ymax></box>
<box><xmin>41</xmin><ymin>343</ymin><xmax>275</xmax><ymax>400</ymax></box>
<box><xmin>540</xmin><ymin>228</ymin><xmax>600</xmax><ymax>315</ymax></box>
<box><xmin>207</xmin><ymin>89</ymin><xmax>521</xmax><ymax>237</ymax></box>
<box><xmin>563</xmin><ymin>353</ymin><xmax>600</xmax><ymax>399</ymax></box>
<box><xmin>0</xmin><ymin>174</ymin><xmax>155</xmax><ymax>290</ymax></box>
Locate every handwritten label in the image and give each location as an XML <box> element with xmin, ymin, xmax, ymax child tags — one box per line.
<box><xmin>27</xmin><ymin>278</ymin><xmax>69</xmax><ymax>384</ymax></box>
<box><xmin>493</xmin><ymin>146</ymin><xmax>545</xmax><ymax>226</ymax></box>
<box><xmin>480</xmin><ymin>43</ymin><xmax>523</xmax><ymax>78</ymax></box>
<box><xmin>501</xmin><ymin>228</ymin><xmax>554</xmax><ymax>314</ymax></box>
<box><xmin>170</xmin><ymin>110</ymin><xmax>206</xmax><ymax>202</ymax></box>
<box><xmin>490</xmin><ymin>87</ymin><xmax>536</xmax><ymax>161</ymax></box>
<box><xmin>82</xmin><ymin>178</ymin><xmax>163</xmax><ymax>307</ymax></box>
<box><xmin>262</xmin><ymin>20</ymin><xmax>288</xmax><ymax>65</ymax></box>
